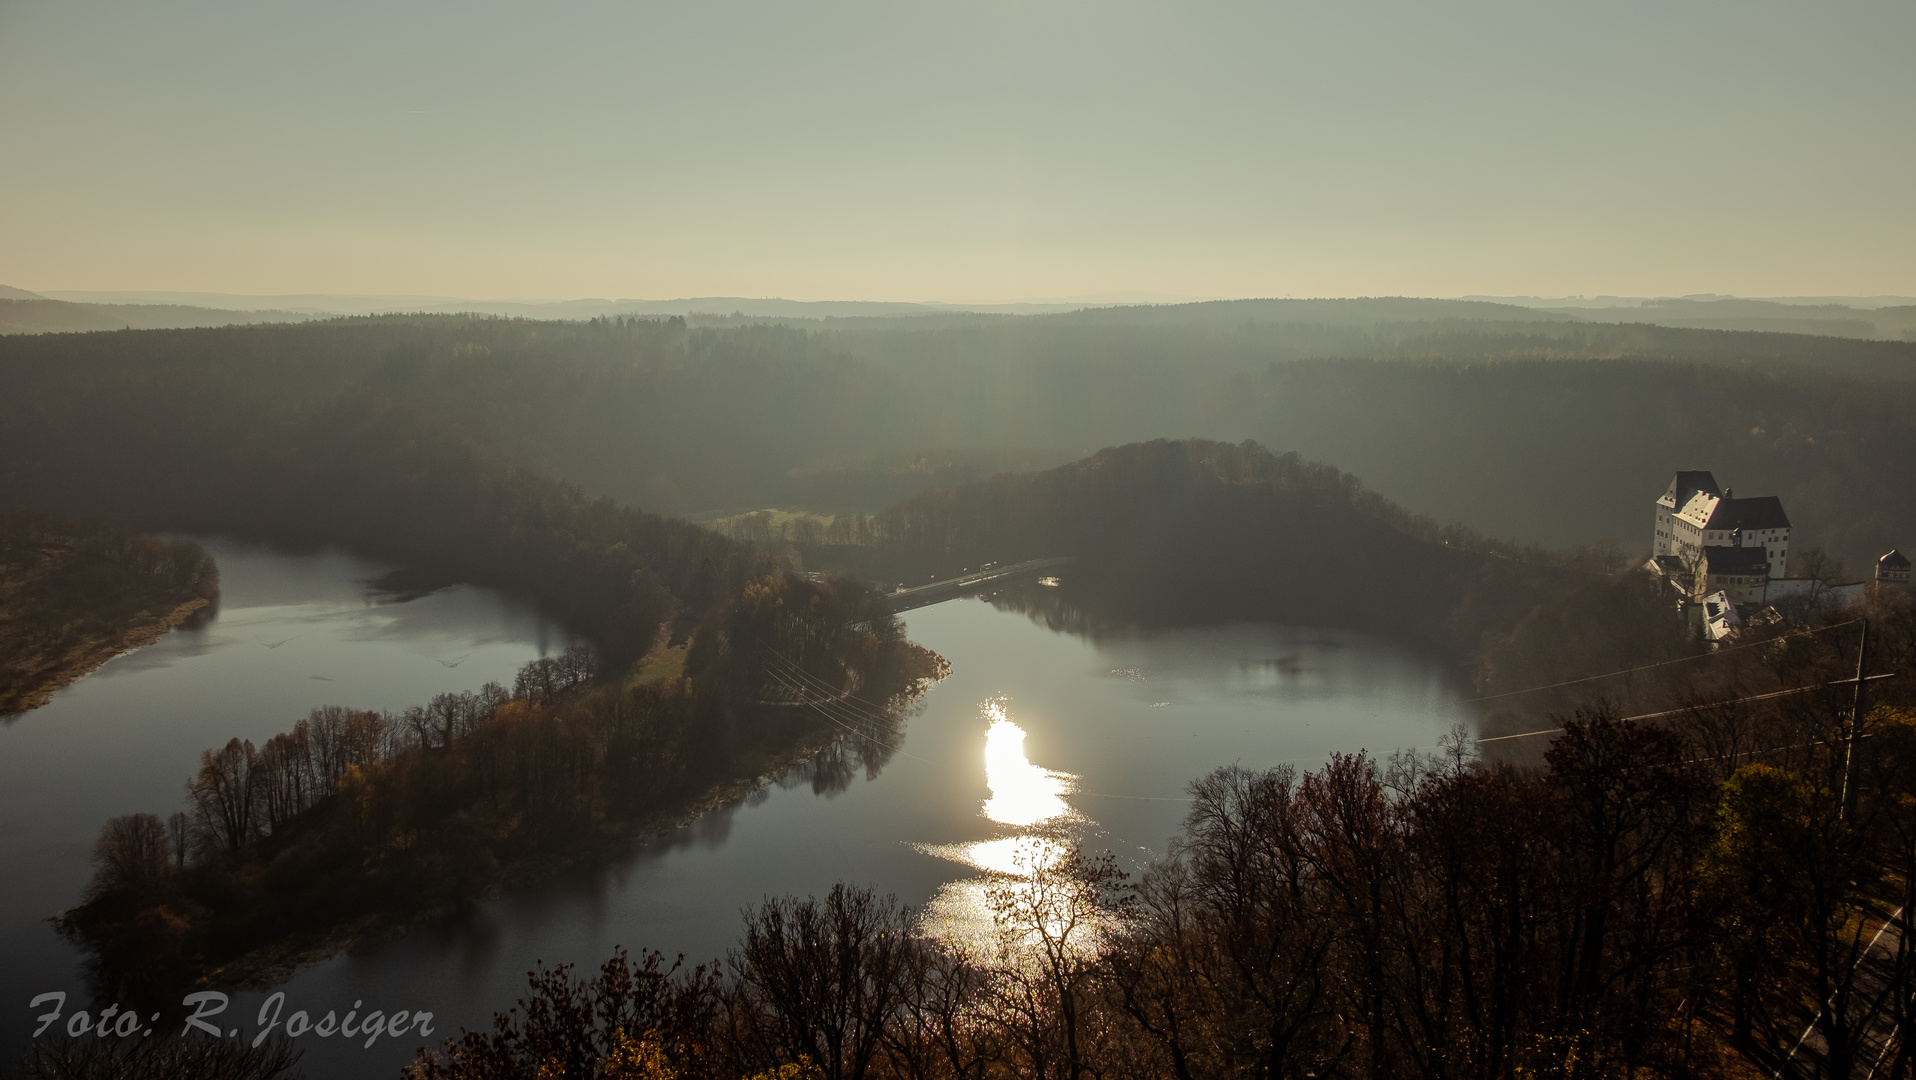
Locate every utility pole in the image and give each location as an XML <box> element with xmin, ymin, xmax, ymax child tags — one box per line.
<box><xmin>1835</xmin><ymin>619</ymin><xmax>1897</xmax><ymax>820</ymax></box>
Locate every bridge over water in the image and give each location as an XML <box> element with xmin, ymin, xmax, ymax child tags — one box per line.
<box><xmin>883</xmin><ymin>557</ymin><xmax>1071</xmax><ymax>613</ymax></box>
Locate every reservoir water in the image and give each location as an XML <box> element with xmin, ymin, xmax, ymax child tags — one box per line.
<box><xmin>0</xmin><ymin>545</ymin><xmax>1476</xmax><ymax>1077</ymax></box>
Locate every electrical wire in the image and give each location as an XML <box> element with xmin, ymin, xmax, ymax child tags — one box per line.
<box><xmin>1476</xmin><ymin>665</ymin><xmax>1896</xmax><ymax>743</ymax></box>
<box><xmin>754</xmin><ymin>651</ymin><xmax>946</xmax><ymax>768</ymax></box>
<box><xmin>1461</xmin><ymin>619</ymin><xmax>1861</xmax><ymax>704</ymax></box>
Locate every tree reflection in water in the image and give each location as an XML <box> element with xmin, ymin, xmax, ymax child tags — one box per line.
<box><xmin>777</xmin><ymin>694</ymin><xmax>915</xmax><ymax>797</ymax></box>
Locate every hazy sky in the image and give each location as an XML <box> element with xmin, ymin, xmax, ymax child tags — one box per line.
<box><xmin>2</xmin><ymin>0</ymin><xmax>1911</xmax><ymax>301</ymax></box>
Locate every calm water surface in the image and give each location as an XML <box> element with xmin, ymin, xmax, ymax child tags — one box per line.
<box><xmin>1</xmin><ymin>550</ymin><xmax>1475</xmax><ymax>1077</ymax></box>
<box><xmin>0</xmin><ymin>540</ymin><xmax>576</xmax><ymax>1062</ymax></box>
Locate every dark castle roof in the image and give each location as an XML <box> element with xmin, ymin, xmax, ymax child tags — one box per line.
<box><xmin>1649</xmin><ymin>555</ymin><xmax>1689</xmax><ymax>576</ymax></box>
<box><xmin>1884</xmin><ymin>550</ymin><xmax>1912</xmax><ymax>570</ymax></box>
<box><xmin>1663</xmin><ymin>471</ymin><xmax>1721</xmax><ymax>505</ymax></box>
<box><xmin>1703</xmin><ymin>496</ymin><xmax>1791</xmax><ymax>532</ymax></box>
<box><xmin>1705</xmin><ymin>546</ymin><xmax>1773</xmax><ymax>576</ymax></box>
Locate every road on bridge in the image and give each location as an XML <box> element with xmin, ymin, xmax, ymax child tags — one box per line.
<box><xmin>884</xmin><ymin>557</ymin><xmax>1071</xmax><ymax>613</ymax></box>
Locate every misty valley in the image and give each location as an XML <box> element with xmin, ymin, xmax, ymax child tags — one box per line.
<box><xmin>10</xmin><ymin>0</ymin><xmax>1916</xmax><ymax>1071</ymax></box>
<box><xmin>2</xmin><ymin>300</ymin><xmax>1914</xmax><ymax>1080</ymax></box>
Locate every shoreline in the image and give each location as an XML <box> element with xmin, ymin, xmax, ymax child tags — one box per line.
<box><xmin>3</xmin><ymin>596</ymin><xmax>210</xmax><ymax>715</ymax></box>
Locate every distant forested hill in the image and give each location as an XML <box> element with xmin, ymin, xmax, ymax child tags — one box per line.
<box><xmin>2</xmin><ymin>303</ymin><xmax>1911</xmax><ymax>572</ymax></box>
<box><xmin>1217</xmin><ymin>358</ymin><xmax>1916</xmax><ymax>572</ymax></box>
<box><xmin>1535</xmin><ymin>297</ymin><xmax>1916</xmax><ymax>340</ymax></box>
<box><xmin>0</xmin><ymin>318</ymin><xmax>763</xmax><ymax>664</ymax></box>
<box><xmin>820</xmin><ymin>439</ymin><xmax>1885</xmax><ymax>737</ymax></box>
<box><xmin>848</xmin><ymin>438</ymin><xmax>1586</xmax><ymax>660</ymax></box>
<box><xmin>0</xmin><ymin>297</ymin><xmax>314</xmax><ymax>334</ymax></box>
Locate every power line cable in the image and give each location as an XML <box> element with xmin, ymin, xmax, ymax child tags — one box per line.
<box><xmin>757</xmin><ymin>646</ymin><xmax>901</xmax><ymax>727</ymax></box>
<box><xmin>1476</xmin><ymin>674</ymin><xmax>1895</xmax><ymax>747</ymax></box>
<box><xmin>1476</xmin><ymin>685</ymin><xmax>1828</xmax><ymax>744</ymax></box>
<box><xmin>754</xmin><ymin>655</ymin><xmax>946</xmax><ymax>768</ymax></box>
<box><xmin>1461</xmin><ymin>619</ymin><xmax>1861</xmax><ymax>705</ymax></box>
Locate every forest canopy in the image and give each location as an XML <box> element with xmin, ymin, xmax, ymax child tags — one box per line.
<box><xmin>3</xmin><ymin>301</ymin><xmax>1911</xmax><ymax>571</ymax></box>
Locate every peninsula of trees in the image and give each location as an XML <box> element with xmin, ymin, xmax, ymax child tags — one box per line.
<box><xmin>0</xmin><ymin>510</ymin><xmax>218</xmax><ymax>715</ymax></box>
<box><xmin>60</xmin><ymin>570</ymin><xmax>945</xmax><ymax>987</ymax></box>
<box><xmin>3</xmin><ymin>317</ymin><xmax>953</xmax><ymax>988</ymax></box>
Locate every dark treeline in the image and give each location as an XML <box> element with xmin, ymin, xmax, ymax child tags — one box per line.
<box><xmin>796</xmin><ymin>439</ymin><xmax>1610</xmax><ymax>664</ymax></box>
<box><xmin>401</xmin><ymin>595</ymin><xmax>1916</xmax><ymax>1079</ymax></box>
<box><xmin>0</xmin><ymin>342</ymin><xmax>754</xmax><ymax>665</ymax></box>
<box><xmin>1530</xmin><ymin>296</ymin><xmax>1916</xmax><ymax>341</ymax></box>
<box><xmin>0</xmin><ymin>510</ymin><xmax>219</xmax><ymax>715</ymax></box>
<box><xmin>1215</xmin><ymin>358</ymin><xmax>1916</xmax><ymax>576</ymax></box>
<box><xmin>59</xmin><ymin>573</ymin><xmax>945</xmax><ymax>989</ymax></box>
<box><xmin>4</xmin><ymin>304</ymin><xmax>1912</xmax><ymax>570</ymax></box>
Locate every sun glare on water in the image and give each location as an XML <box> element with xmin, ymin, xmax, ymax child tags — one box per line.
<box><xmin>916</xmin><ymin>697</ymin><xmax>1112</xmax><ymax>964</ymax></box>
<box><xmin>980</xmin><ymin>702</ymin><xmax>1077</xmax><ymax>829</ymax></box>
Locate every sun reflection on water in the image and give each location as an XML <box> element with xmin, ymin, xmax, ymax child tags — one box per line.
<box><xmin>918</xmin><ymin>834</ymin><xmax>1068</xmax><ymax>877</ymax></box>
<box><xmin>980</xmin><ymin>701</ymin><xmax>1078</xmax><ymax>829</ymax></box>
<box><xmin>916</xmin><ymin>697</ymin><xmax>1112</xmax><ymax>966</ymax></box>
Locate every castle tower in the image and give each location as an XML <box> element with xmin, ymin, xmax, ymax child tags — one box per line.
<box><xmin>1654</xmin><ymin>471</ymin><xmax>1720</xmax><ymax>558</ymax></box>
<box><xmin>1881</xmin><ymin>550</ymin><xmax>1912</xmax><ymax>585</ymax></box>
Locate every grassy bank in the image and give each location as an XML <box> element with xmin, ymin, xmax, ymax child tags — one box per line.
<box><xmin>0</xmin><ymin>510</ymin><xmax>218</xmax><ymax>715</ymax></box>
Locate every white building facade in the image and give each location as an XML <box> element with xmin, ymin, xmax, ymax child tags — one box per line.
<box><xmin>1653</xmin><ymin>471</ymin><xmax>1792</xmax><ymax>580</ymax></box>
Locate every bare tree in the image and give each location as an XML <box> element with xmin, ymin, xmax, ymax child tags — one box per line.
<box><xmin>1793</xmin><ymin>546</ymin><xmax>1849</xmax><ymax>585</ymax></box>
<box><xmin>188</xmin><ymin>738</ymin><xmax>259</xmax><ymax>856</ymax></box>
<box><xmin>731</xmin><ymin>884</ymin><xmax>918</xmax><ymax>1080</ymax></box>
<box><xmin>984</xmin><ymin>847</ymin><xmax>1126</xmax><ymax>1080</ymax></box>
<box><xmin>166</xmin><ymin>810</ymin><xmax>191</xmax><ymax>869</ymax></box>
<box><xmin>86</xmin><ymin>812</ymin><xmax>172</xmax><ymax>901</ymax></box>
<box><xmin>255</xmin><ymin>728</ymin><xmax>311</xmax><ymax>832</ymax></box>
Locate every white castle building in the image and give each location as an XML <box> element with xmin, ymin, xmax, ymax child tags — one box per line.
<box><xmin>1652</xmin><ymin>470</ymin><xmax>1792</xmax><ymax>580</ymax></box>
<box><xmin>1647</xmin><ymin>472</ymin><xmax>1901</xmax><ymax>641</ymax></box>
<box><xmin>1648</xmin><ymin>471</ymin><xmax>1808</xmax><ymax>613</ymax></box>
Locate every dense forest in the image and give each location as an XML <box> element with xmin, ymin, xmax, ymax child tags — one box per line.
<box><xmin>3</xmin><ymin>302</ymin><xmax>1912</xmax><ymax>572</ymax></box>
<box><xmin>777</xmin><ymin>439</ymin><xmax>1607</xmax><ymax>664</ymax></box>
<box><xmin>1527</xmin><ymin>297</ymin><xmax>1916</xmax><ymax>341</ymax></box>
<box><xmin>0</xmin><ymin>323</ymin><xmax>766</xmax><ymax>666</ymax></box>
<box><xmin>58</xmin><ymin>572</ymin><xmax>945</xmax><ymax>989</ymax></box>
<box><xmin>8</xmin><ymin>302</ymin><xmax>1905</xmax><ymax>724</ymax></box>
<box><xmin>0</xmin><ymin>511</ymin><xmax>219</xmax><ymax>715</ymax></box>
